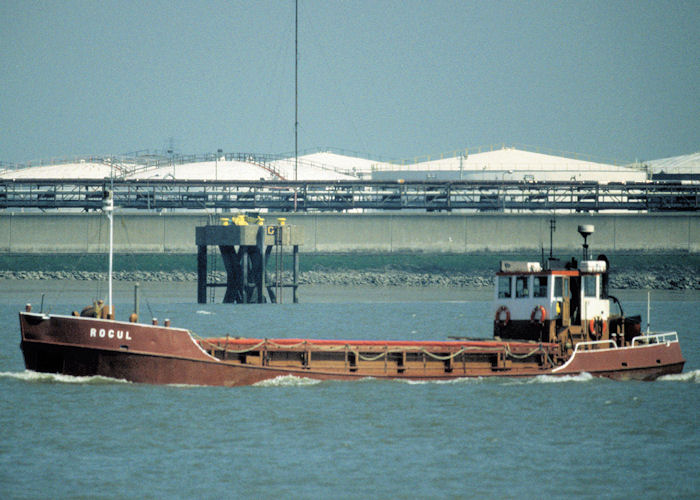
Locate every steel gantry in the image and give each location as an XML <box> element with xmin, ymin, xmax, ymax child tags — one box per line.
<box><xmin>0</xmin><ymin>178</ymin><xmax>697</xmax><ymax>212</ymax></box>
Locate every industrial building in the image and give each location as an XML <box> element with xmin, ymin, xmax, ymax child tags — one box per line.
<box><xmin>644</xmin><ymin>151</ymin><xmax>700</xmax><ymax>180</ymax></box>
<box><xmin>0</xmin><ymin>153</ymin><xmax>357</xmax><ymax>182</ymax></box>
<box><xmin>4</xmin><ymin>145</ymin><xmax>695</xmax><ymax>183</ymax></box>
<box><xmin>370</xmin><ymin>146</ymin><xmax>649</xmax><ymax>183</ymax></box>
<box><xmin>1</xmin><ymin>146</ymin><xmax>697</xmax><ymax>213</ymax></box>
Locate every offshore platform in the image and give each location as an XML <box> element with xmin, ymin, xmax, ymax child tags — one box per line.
<box><xmin>195</xmin><ymin>216</ymin><xmax>303</xmax><ymax>304</ymax></box>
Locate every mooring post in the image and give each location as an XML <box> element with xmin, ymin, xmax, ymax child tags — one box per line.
<box><xmin>197</xmin><ymin>244</ymin><xmax>207</xmax><ymax>304</ymax></box>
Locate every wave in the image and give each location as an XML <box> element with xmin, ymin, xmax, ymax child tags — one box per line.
<box><xmin>0</xmin><ymin>370</ymin><xmax>129</xmax><ymax>385</ymax></box>
<box><xmin>253</xmin><ymin>375</ymin><xmax>322</xmax><ymax>387</ymax></box>
<box><xmin>529</xmin><ymin>372</ymin><xmax>595</xmax><ymax>384</ymax></box>
<box><xmin>165</xmin><ymin>383</ymin><xmax>208</xmax><ymax>389</ymax></box>
<box><xmin>196</xmin><ymin>310</ymin><xmax>214</xmax><ymax>315</ymax></box>
<box><xmin>502</xmin><ymin>372</ymin><xmax>595</xmax><ymax>386</ymax></box>
<box><xmin>658</xmin><ymin>369</ymin><xmax>700</xmax><ymax>383</ymax></box>
<box><xmin>396</xmin><ymin>377</ymin><xmax>484</xmax><ymax>385</ymax></box>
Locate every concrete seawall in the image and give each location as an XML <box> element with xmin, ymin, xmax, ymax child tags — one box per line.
<box><xmin>0</xmin><ymin>212</ymin><xmax>697</xmax><ymax>254</ymax></box>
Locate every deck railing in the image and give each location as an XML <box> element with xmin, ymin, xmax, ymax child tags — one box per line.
<box><xmin>574</xmin><ymin>331</ymin><xmax>679</xmax><ymax>353</ymax></box>
<box><xmin>573</xmin><ymin>339</ymin><xmax>618</xmax><ymax>352</ymax></box>
<box><xmin>632</xmin><ymin>332</ymin><xmax>679</xmax><ymax>346</ymax></box>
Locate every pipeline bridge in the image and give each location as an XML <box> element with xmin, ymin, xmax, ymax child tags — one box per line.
<box><xmin>0</xmin><ymin>178</ymin><xmax>697</xmax><ymax>212</ymax></box>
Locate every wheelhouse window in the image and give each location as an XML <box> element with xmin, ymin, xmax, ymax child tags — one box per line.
<box><xmin>554</xmin><ymin>276</ymin><xmax>563</xmax><ymax>298</ymax></box>
<box><xmin>498</xmin><ymin>276</ymin><xmax>512</xmax><ymax>298</ymax></box>
<box><xmin>515</xmin><ymin>276</ymin><xmax>529</xmax><ymax>298</ymax></box>
<box><xmin>584</xmin><ymin>275</ymin><xmax>597</xmax><ymax>297</ymax></box>
<box><xmin>534</xmin><ymin>276</ymin><xmax>548</xmax><ymax>298</ymax></box>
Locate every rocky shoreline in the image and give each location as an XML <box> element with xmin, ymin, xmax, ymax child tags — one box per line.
<box><xmin>1</xmin><ymin>267</ymin><xmax>697</xmax><ymax>290</ymax></box>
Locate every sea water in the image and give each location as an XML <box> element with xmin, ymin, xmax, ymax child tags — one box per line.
<box><xmin>0</xmin><ymin>281</ymin><xmax>698</xmax><ymax>499</ymax></box>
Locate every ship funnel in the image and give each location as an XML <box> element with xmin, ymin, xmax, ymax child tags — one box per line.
<box><xmin>578</xmin><ymin>225</ymin><xmax>594</xmax><ymax>260</ymax></box>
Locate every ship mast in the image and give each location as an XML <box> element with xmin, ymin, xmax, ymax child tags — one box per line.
<box><xmin>294</xmin><ymin>0</ymin><xmax>298</xmax><ymax>182</ymax></box>
<box><xmin>103</xmin><ymin>190</ymin><xmax>114</xmax><ymax>317</ymax></box>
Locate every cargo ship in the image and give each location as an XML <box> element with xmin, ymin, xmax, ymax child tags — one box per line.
<box><xmin>18</xmin><ymin>213</ymin><xmax>685</xmax><ymax>385</ymax></box>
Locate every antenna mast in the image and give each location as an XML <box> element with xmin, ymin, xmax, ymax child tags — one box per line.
<box><xmin>103</xmin><ymin>190</ymin><xmax>114</xmax><ymax>318</ymax></box>
<box><xmin>549</xmin><ymin>218</ymin><xmax>556</xmax><ymax>260</ymax></box>
<box><xmin>294</xmin><ymin>0</ymin><xmax>298</xmax><ymax>182</ymax></box>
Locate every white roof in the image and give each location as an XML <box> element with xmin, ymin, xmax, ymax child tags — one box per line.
<box><xmin>392</xmin><ymin>147</ymin><xmax>637</xmax><ymax>172</ymax></box>
<box><xmin>295</xmin><ymin>151</ymin><xmax>390</xmax><ymax>174</ymax></box>
<box><xmin>0</xmin><ymin>161</ymin><xmax>114</xmax><ymax>179</ymax></box>
<box><xmin>6</xmin><ymin>147</ymin><xmax>692</xmax><ymax>182</ymax></box>
<box><xmin>0</xmin><ymin>155</ymin><xmax>364</xmax><ymax>181</ymax></box>
<box><xmin>270</xmin><ymin>151</ymin><xmax>387</xmax><ymax>180</ymax></box>
<box><xmin>124</xmin><ymin>159</ymin><xmax>279</xmax><ymax>181</ymax></box>
<box><xmin>369</xmin><ymin>147</ymin><xmax>648</xmax><ymax>182</ymax></box>
<box><xmin>644</xmin><ymin>152</ymin><xmax>700</xmax><ymax>174</ymax></box>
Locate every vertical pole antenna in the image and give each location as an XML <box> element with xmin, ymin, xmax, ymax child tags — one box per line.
<box><xmin>294</xmin><ymin>0</ymin><xmax>298</xmax><ymax>182</ymax></box>
<box><xmin>549</xmin><ymin>218</ymin><xmax>556</xmax><ymax>260</ymax></box>
<box><xmin>646</xmin><ymin>290</ymin><xmax>651</xmax><ymax>333</ymax></box>
<box><xmin>104</xmin><ymin>190</ymin><xmax>114</xmax><ymax>318</ymax></box>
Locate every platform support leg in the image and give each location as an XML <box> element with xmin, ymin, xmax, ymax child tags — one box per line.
<box><xmin>241</xmin><ymin>249</ymin><xmax>249</xmax><ymax>303</ymax></box>
<box><xmin>256</xmin><ymin>227</ymin><xmax>266</xmax><ymax>303</ymax></box>
<box><xmin>293</xmin><ymin>245</ymin><xmax>299</xmax><ymax>303</ymax></box>
<box><xmin>264</xmin><ymin>245</ymin><xmax>276</xmax><ymax>303</ymax></box>
<box><xmin>197</xmin><ymin>244</ymin><xmax>207</xmax><ymax>304</ymax></box>
<box><xmin>219</xmin><ymin>245</ymin><xmax>239</xmax><ymax>304</ymax></box>
<box><xmin>196</xmin><ymin>223</ymin><xmax>302</xmax><ymax>305</ymax></box>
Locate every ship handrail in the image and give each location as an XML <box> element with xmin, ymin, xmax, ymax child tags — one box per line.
<box><xmin>572</xmin><ymin>332</ymin><xmax>680</xmax><ymax>354</ymax></box>
<box><xmin>632</xmin><ymin>331</ymin><xmax>679</xmax><ymax>346</ymax></box>
<box><xmin>573</xmin><ymin>339</ymin><xmax>618</xmax><ymax>352</ymax></box>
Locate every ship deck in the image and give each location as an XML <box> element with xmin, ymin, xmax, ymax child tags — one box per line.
<box><xmin>196</xmin><ymin>337</ymin><xmax>562</xmax><ymax>378</ymax></box>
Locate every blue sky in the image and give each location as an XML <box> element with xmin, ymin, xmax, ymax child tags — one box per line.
<box><xmin>1</xmin><ymin>0</ymin><xmax>698</xmax><ymax>164</ymax></box>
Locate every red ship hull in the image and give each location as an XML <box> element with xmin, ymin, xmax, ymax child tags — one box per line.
<box><xmin>19</xmin><ymin>312</ymin><xmax>685</xmax><ymax>386</ymax></box>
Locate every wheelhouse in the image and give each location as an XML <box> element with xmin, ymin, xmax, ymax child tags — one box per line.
<box><xmin>494</xmin><ymin>259</ymin><xmax>611</xmax><ymax>343</ymax></box>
